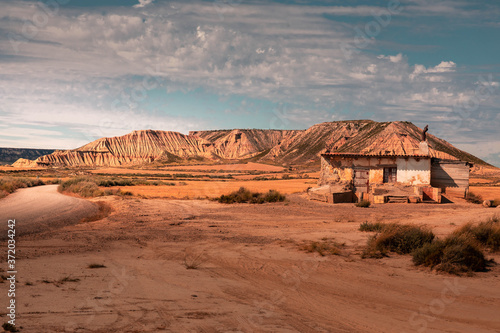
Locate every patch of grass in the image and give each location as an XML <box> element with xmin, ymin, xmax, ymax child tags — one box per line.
<box><xmin>217</xmin><ymin>187</ymin><xmax>286</xmax><ymax>204</ymax></box>
<box><xmin>0</xmin><ymin>176</ymin><xmax>45</xmax><ymax>198</ymax></box>
<box><xmin>453</xmin><ymin>219</ymin><xmax>500</xmax><ymax>252</ymax></box>
<box><xmin>465</xmin><ymin>192</ymin><xmax>483</xmax><ymax>204</ymax></box>
<box><xmin>359</xmin><ymin>221</ymin><xmax>385</xmax><ymax>232</ymax></box>
<box><xmin>59</xmin><ymin>177</ymin><xmax>103</xmax><ymax>197</ymax></box>
<box><xmin>413</xmin><ymin>234</ymin><xmax>488</xmax><ymax>274</ymax></box>
<box><xmin>183</xmin><ymin>252</ymin><xmax>204</xmax><ymax>269</ymax></box>
<box><xmin>87</xmin><ymin>263</ymin><xmax>106</xmax><ymax>269</ymax></box>
<box><xmin>362</xmin><ymin>224</ymin><xmax>435</xmax><ymax>258</ymax></box>
<box><xmin>355</xmin><ymin>200</ymin><xmax>371</xmax><ymax>208</ymax></box>
<box><xmin>299</xmin><ymin>239</ymin><xmax>345</xmax><ymax>256</ymax></box>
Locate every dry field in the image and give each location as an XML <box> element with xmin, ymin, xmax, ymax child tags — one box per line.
<box><xmin>3</xmin><ymin>192</ymin><xmax>500</xmax><ymax>332</ymax></box>
<box><xmin>1</xmin><ymin>163</ymin><xmax>500</xmax><ymax>332</ymax></box>
<box><xmin>109</xmin><ymin>179</ymin><xmax>315</xmax><ymax>199</ymax></box>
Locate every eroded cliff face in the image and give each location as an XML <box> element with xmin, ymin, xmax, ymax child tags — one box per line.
<box><xmin>20</xmin><ymin>121</ymin><xmax>487</xmax><ymax>167</ymax></box>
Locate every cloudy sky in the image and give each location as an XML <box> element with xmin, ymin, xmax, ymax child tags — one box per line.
<box><xmin>0</xmin><ymin>0</ymin><xmax>499</xmax><ymax>166</ymax></box>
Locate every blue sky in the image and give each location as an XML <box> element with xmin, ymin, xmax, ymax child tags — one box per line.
<box><xmin>0</xmin><ymin>0</ymin><xmax>499</xmax><ymax>166</ymax></box>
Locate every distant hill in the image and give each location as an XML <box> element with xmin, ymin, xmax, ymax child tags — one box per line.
<box><xmin>0</xmin><ymin>148</ymin><xmax>55</xmax><ymax>165</ymax></box>
<box><xmin>16</xmin><ymin>120</ymin><xmax>490</xmax><ymax>167</ymax></box>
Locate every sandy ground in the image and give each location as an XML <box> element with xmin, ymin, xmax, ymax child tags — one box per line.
<box><xmin>0</xmin><ymin>185</ymin><xmax>97</xmax><ymax>239</ymax></box>
<box><xmin>2</xmin><ymin>189</ymin><xmax>500</xmax><ymax>332</ymax></box>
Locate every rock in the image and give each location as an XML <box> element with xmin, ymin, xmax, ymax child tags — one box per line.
<box><xmin>483</xmin><ymin>200</ymin><xmax>492</xmax><ymax>207</ymax></box>
<box><xmin>29</xmin><ymin>121</ymin><xmax>482</xmax><ymax>167</ymax></box>
<box><xmin>12</xmin><ymin>158</ymin><xmax>38</xmax><ymax>168</ymax></box>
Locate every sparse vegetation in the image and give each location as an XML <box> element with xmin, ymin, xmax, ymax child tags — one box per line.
<box><xmin>452</xmin><ymin>219</ymin><xmax>500</xmax><ymax>252</ymax></box>
<box><xmin>217</xmin><ymin>187</ymin><xmax>286</xmax><ymax>204</ymax></box>
<box><xmin>299</xmin><ymin>238</ymin><xmax>345</xmax><ymax>256</ymax></box>
<box><xmin>87</xmin><ymin>263</ymin><xmax>106</xmax><ymax>269</ymax></box>
<box><xmin>413</xmin><ymin>234</ymin><xmax>488</xmax><ymax>274</ymax></box>
<box><xmin>0</xmin><ymin>176</ymin><xmax>45</xmax><ymax>198</ymax></box>
<box><xmin>183</xmin><ymin>252</ymin><xmax>204</xmax><ymax>269</ymax></box>
<box><xmin>359</xmin><ymin>221</ymin><xmax>385</xmax><ymax>232</ymax></box>
<box><xmin>362</xmin><ymin>224</ymin><xmax>435</xmax><ymax>258</ymax></box>
<box><xmin>466</xmin><ymin>192</ymin><xmax>483</xmax><ymax>204</ymax></box>
<box><xmin>355</xmin><ymin>200</ymin><xmax>371</xmax><ymax>208</ymax></box>
<box><xmin>58</xmin><ymin>176</ymin><xmax>186</xmax><ymax>197</ymax></box>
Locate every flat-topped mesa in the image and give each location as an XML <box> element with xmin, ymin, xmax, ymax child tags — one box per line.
<box><xmin>20</xmin><ymin>121</ymin><xmax>489</xmax><ymax>168</ymax></box>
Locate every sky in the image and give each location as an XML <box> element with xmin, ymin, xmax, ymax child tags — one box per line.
<box><xmin>0</xmin><ymin>0</ymin><xmax>499</xmax><ymax>166</ymax></box>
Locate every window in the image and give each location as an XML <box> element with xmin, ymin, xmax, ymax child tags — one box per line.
<box><xmin>383</xmin><ymin>167</ymin><xmax>397</xmax><ymax>183</ymax></box>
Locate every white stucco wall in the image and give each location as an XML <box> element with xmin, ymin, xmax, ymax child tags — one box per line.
<box><xmin>396</xmin><ymin>158</ymin><xmax>431</xmax><ymax>185</ymax></box>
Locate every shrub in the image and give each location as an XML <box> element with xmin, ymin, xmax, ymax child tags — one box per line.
<box><xmin>359</xmin><ymin>221</ymin><xmax>385</xmax><ymax>232</ymax></box>
<box><xmin>217</xmin><ymin>187</ymin><xmax>286</xmax><ymax>204</ymax></box>
<box><xmin>413</xmin><ymin>234</ymin><xmax>487</xmax><ymax>274</ymax></box>
<box><xmin>61</xmin><ymin>180</ymin><xmax>103</xmax><ymax>198</ymax></box>
<box><xmin>362</xmin><ymin>224</ymin><xmax>434</xmax><ymax>258</ymax></box>
<box><xmin>88</xmin><ymin>263</ymin><xmax>106</xmax><ymax>269</ymax></box>
<box><xmin>299</xmin><ymin>239</ymin><xmax>344</xmax><ymax>256</ymax></box>
<box><xmin>453</xmin><ymin>220</ymin><xmax>500</xmax><ymax>252</ymax></box>
<box><xmin>355</xmin><ymin>200</ymin><xmax>371</xmax><ymax>208</ymax></box>
<box><xmin>0</xmin><ymin>176</ymin><xmax>45</xmax><ymax>198</ymax></box>
<box><xmin>465</xmin><ymin>192</ymin><xmax>483</xmax><ymax>204</ymax></box>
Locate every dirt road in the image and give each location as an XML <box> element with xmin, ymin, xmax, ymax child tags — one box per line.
<box><xmin>0</xmin><ymin>185</ymin><xmax>97</xmax><ymax>239</ymax></box>
<box><xmin>9</xmin><ymin>194</ymin><xmax>500</xmax><ymax>332</ymax></box>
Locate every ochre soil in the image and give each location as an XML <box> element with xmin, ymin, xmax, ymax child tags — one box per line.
<box><xmin>6</xmin><ymin>194</ymin><xmax>500</xmax><ymax>332</ymax></box>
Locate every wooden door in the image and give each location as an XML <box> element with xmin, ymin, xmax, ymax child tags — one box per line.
<box><xmin>354</xmin><ymin>169</ymin><xmax>369</xmax><ymax>194</ymax></box>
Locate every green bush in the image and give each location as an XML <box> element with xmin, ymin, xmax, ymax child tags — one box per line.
<box><xmin>217</xmin><ymin>187</ymin><xmax>286</xmax><ymax>204</ymax></box>
<box><xmin>355</xmin><ymin>200</ymin><xmax>371</xmax><ymax>208</ymax></box>
<box><xmin>362</xmin><ymin>224</ymin><xmax>434</xmax><ymax>257</ymax></box>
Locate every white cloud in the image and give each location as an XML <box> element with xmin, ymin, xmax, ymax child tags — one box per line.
<box><xmin>133</xmin><ymin>0</ymin><xmax>154</xmax><ymax>9</ymax></box>
<box><xmin>0</xmin><ymin>0</ymin><xmax>498</xmax><ymax>163</ymax></box>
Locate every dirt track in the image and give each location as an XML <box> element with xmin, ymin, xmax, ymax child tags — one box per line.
<box><xmin>5</xmin><ymin>194</ymin><xmax>500</xmax><ymax>332</ymax></box>
<box><xmin>0</xmin><ymin>185</ymin><xmax>98</xmax><ymax>239</ymax></box>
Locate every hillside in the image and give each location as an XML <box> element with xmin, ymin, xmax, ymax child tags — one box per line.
<box><xmin>17</xmin><ymin>121</ymin><xmax>490</xmax><ymax>167</ymax></box>
<box><xmin>0</xmin><ymin>148</ymin><xmax>55</xmax><ymax>165</ymax></box>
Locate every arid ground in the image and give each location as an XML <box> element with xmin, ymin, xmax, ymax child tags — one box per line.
<box><xmin>1</xmin><ymin>163</ymin><xmax>500</xmax><ymax>332</ymax></box>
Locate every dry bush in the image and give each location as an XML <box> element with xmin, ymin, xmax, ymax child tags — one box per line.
<box><xmin>359</xmin><ymin>221</ymin><xmax>385</xmax><ymax>232</ymax></box>
<box><xmin>0</xmin><ymin>176</ymin><xmax>45</xmax><ymax>198</ymax></box>
<box><xmin>355</xmin><ymin>200</ymin><xmax>371</xmax><ymax>208</ymax></box>
<box><xmin>465</xmin><ymin>192</ymin><xmax>483</xmax><ymax>204</ymax></box>
<box><xmin>217</xmin><ymin>187</ymin><xmax>285</xmax><ymax>204</ymax></box>
<box><xmin>453</xmin><ymin>218</ymin><xmax>500</xmax><ymax>252</ymax></box>
<box><xmin>299</xmin><ymin>238</ymin><xmax>345</xmax><ymax>256</ymax></box>
<box><xmin>362</xmin><ymin>224</ymin><xmax>434</xmax><ymax>258</ymax></box>
<box><xmin>413</xmin><ymin>234</ymin><xmax>488</xmax><ymax>274</ymax></box>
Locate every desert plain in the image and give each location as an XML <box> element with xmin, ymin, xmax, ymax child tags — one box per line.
<box><xmin>1</xmin><ymin>162</ymin><xmax>500</xmax><ymax>333</ymax></box>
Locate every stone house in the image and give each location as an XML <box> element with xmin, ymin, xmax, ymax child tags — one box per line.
<box><xmin>313</xmin><ymin>145</ymin><xmax>471</xmax><ymax>204</ymax></box>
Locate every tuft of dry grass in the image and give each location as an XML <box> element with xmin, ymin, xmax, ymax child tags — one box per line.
<box><xmin>413</xmin><ymin>234</ymin><xmax>488</xmax><ymax>274</ymax></box>
<box><xmin>299</xmin><ymin>238</ymin><xmax>345</xmax><ymax>256</ymax></box>
<box><xmin>0</xmin><ymin>176</ymin><xmax>45</xmax><ymax>199</ymax></box>
<box><xmin>87</xmin><ymin>263</ymin><xmax>106</xmax><ymax>269</ymax></box>
<box><xmin>183</xmin><ymin>251</ymin><xmax>205</xmax><ymax>269</ymax></box>
<box><xmin>217</xmin><ymin>187</ymin><xmax>286</xmax><ymax>204</ymax></box>
<box><xmin>362</xmin><ymin>224</ymin><xmax>434</xmax><ymax>258</ymax></box>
